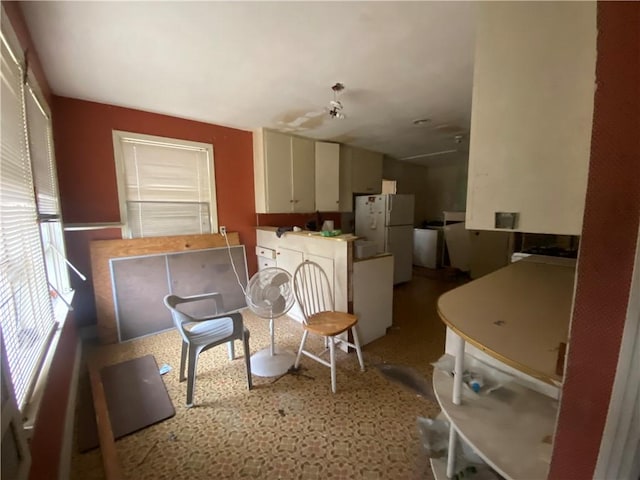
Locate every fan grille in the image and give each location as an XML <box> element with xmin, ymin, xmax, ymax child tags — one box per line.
<box><xmin>245</xmin><ymin>268</ymin><xmax>295</xmax><ymax>319</ymax></box>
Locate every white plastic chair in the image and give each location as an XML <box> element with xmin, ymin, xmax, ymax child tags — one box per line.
<box><xmin>163</xmin><ymin>292</ymin><xmax>252</xmax><ymax>407</ymax></box>
<box><xmin>292</xmin><ymin>261</ymin><xmax>365</xmax><ymax>393</ymax></box>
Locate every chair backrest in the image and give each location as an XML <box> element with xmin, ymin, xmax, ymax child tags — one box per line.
<box><xmin>163</xmin><ymin>293</ymin><xmax>225</xmax><ymax>342</ymax></box>
<box><xmin>293</xmin><ymin>261</ymin><xmax>334</xmax><ymax>323</ymax></box>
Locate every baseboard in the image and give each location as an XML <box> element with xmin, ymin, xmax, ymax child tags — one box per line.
<box><xmin>58</xmin><ymin>338</ymin><xmax>82</xmax><ymax>480</ymax></box>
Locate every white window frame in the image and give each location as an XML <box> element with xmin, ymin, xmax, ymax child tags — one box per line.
<box><xmin>1</xmin><ymin>4</ymin><xmax>72</xmax><ymax>427</ymax></box>
<box><xmin>112</xmin><ymin>130</ymin><xmax>218</xmax><ymax>238</ymax></box>
<box><xmin>24</xmin><ymin>80</ymin><xmax>72</xmax><ymax>305</ymax></box>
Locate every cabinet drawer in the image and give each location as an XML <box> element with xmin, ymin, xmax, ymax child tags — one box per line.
<box><xmin>257</xmin><ymin>257</ymin><xmax>276</xmax><ymax>270</ymax></box>
<box><xmin>255</xmin><ymin>246</ymin><xmax>276</xmax><ymax>260</ymax></box>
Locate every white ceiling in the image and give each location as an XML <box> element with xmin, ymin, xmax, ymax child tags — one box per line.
<box><xmin>21</xmin><ymin>1</ymin><xmax>476</xmax><ymax>166</ymax></box>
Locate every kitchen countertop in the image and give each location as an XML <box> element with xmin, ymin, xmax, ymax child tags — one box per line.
<box><xmin>256</xmin><ymin>226</ymin><xmax>359</xmax><ymax>242</ymax></box>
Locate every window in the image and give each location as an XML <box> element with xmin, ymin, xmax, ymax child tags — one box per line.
<box><xmin>113</xmin><ymin>131</ymin><xmax>218</xmax><ymax>238</ymax></box>
<box><xmin>25</xmin><ymin>83</ymin><xmax>71</xmax><ymax>302</ymax></box>
<box><xmin>0</xmin><ymin>17</ymin><xmax>70</xmax><ymax>412</ymax></box>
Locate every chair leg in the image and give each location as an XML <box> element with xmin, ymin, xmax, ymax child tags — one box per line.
<box><xmin>243</xmin><ymin>330</ymin><xmax>252</xmax><ymax>390</ymax></box>
<box><xmin>295</xmin><ymin>330</ymin><xmax>309</xmax><ymax>368</ymax></box>
<box><xmin>227</xmin><ymin>340</ymin><xmax>235</xmax><ymax>361</ymax></box>
<box><xmin>351</xmin><ymin>326</ymin><xmax>365</xmax><ymax>372</ymax></box>
<box><xmin>179</xmin><ymin>341</ymin><xmax>188</xmax><ymax>382</ymax></box>
<box><xmin>329</xmin><ymin>336</ymin><xmax>337</xmax><ymax>393</ymax></box>
<box><xmin>186</xmin><ymin>346</ymin><xmax>200</xmax><ymax>407</ymax></box>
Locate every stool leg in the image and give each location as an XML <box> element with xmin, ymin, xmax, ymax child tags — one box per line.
<box><xmin>351</xmin><ymin>326</ymin><xmax>365</xmax><ymax>371</ymax></box>
<box><xmin>329</xmin><ymin>336</ymin><xmax>337</xmax><ymax>393</ymax></box>
<box><xmin>295</xmin><ymin>330</ymin><xmax>309</xmax><ymax>368</ymax></box>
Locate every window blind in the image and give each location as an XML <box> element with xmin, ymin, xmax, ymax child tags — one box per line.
<box><xmin>0</xmin><ymin>36</ymin><xmax>56</xmax><ymax>408</ymax></box>
<box><xmin>24</xmin><ymin>83</ymin><xmax>71</xmax><ymax>296</ymax></box>
<box><xmin>116</xmin><ymin>134</ymin><xmax>216</xmax><ymax>238</ymax></box>
<box><xmin>25</xmin><ymin>85</ymin><xmax>59</xmax><ymax>218</ymax></box>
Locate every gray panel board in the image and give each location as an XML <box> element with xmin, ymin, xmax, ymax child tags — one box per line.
<box><xmin>167</xmin><ymin>246</ymin><xmax>248</xmax><ymax>318</ymax></box>
<box><xmin>111</xmin><ymin>255</ymin><xmax>172</xmax><ymax>342</ymax></box>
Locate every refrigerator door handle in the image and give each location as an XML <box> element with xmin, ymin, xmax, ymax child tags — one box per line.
<box><xmin>388</xmin><ymin>195</ymin><xmax>393</xmax><ymax>213</ymax></box>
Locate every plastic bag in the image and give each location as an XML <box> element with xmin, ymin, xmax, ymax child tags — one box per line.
<box><xmin>432</xmin><ymin>354</ymin><xmax>514</xmax><ymax>396</ymax></box>
<box><xmin>416</xmin><ymin>415</ymin><xmax>450</xmax><ymax>458</ymax></box>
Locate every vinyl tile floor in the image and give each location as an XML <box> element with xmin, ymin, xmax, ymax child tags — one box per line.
<box><xmin>71</xmin><ymin>268</ymin><xmax>465</xmax><ymax>480</ymax></box>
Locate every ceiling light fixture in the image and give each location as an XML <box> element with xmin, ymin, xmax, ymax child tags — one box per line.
<box><xmin>328</xmin><ymin>83</ymin><xmax>345</xmax><ymax>119</ymax></box>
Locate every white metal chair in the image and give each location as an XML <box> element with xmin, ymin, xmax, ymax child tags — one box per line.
<box><xmin>292</xmin><ymin>260</ymin><xmax>365</xmax><ymax>393</ymax></box>
<box><xmin>163</xmin><ymin>292</ymin><xmax>252</xmax><ymax>407</ymax></box>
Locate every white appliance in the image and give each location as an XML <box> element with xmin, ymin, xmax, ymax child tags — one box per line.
<box><xmin>413</xmin><ymin>228</ymin><xmax>441</xmax><ymax>269</ymax></box>
<box><xmin>355</xmin><ymin>194</ymin><xmax>415</xmax><ymax>284</ymax></box>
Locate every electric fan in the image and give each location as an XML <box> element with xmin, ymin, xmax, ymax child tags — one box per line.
<box><xmin>245</xmin><ymin>267</ymin><xmax>296</xmax><ymax>377</ymax></box>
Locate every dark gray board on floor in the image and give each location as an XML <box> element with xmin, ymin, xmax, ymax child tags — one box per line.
<box><xmin>77</xmin><ymin>355</ymin><xmax>174</xmax><ymax>452</ymax></box>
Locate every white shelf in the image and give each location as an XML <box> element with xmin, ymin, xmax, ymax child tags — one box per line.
<box><xmin>433</xmin><ymin>368</ymin><xmax>557</xmax><ymax>480</ymax></box>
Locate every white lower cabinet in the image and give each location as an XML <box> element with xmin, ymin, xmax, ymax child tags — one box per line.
<box><xmin>304</xmin><ymin>253</ymin><xmax>334</xmax><ymax>294</ymax></box>
<box><xmin>256</xmin><ymin>228</ymin><xmax>394</xmax><ymax>352</ymax></box>
<box><xmin>352</xmin><ymin>255</ymin><xmax>394</xmax><ymax>345</ymax></box>
<box><xmin>256</xmin><ymin>246</ymin><xmax>276</xmax><ymax>271</ymax></box>
<box><xmin>274</xmin><ymin>247</ymin><xmax>304</xmax><ymax>276</ymax></box>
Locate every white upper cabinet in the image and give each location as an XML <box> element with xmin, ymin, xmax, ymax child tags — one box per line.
<box><xmin>339</xmin><ymin>145</ymin><xmax>383</xmax><ymax>211</ymax></box>
<box><xmin>466</xmin><ymin>2</ymin><xmax>597</xmax><ymax>235</ymax></box>
<box><xmin>291</xmin><ymin>136</ymin><xmax>315</xmax><ymax>212</ymax></box>
<box><xmin>315</xmin><ymin>141</ymin><xmax>341</xmax><ymax>211</ymax></box>
<box><xmin>254</xmin><ymin>128</ymin><xmax>315</xmax><ymax>213</ymax></box>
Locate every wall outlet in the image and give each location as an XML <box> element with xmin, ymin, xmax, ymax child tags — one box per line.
<box><xmin>220</xmin><ymin>226</ymin><xmax>226</xmax><ymax>236</ymax></box>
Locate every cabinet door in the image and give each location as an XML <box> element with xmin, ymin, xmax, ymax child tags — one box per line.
<box><xmin>304</xmin><ymin>253</ymin><xmax>335</xmax><ymax>297</ymax></box>
<box><xmin>315</xmin><ymin>142</ymin><xmax>340</xmax><ymax>211</ymax></box>
<box><xmin>275</xmin><ymin>247</ymin><xmax>305</xmax><ymax>322</ymax></box>
<box><xmin>352</xmin><ymin>255</ymin><xmax>394</xmax><ymax>345</ymax></box>
<box><xmin>291</xmin><ymin>136</ymin><xmax>315</xmax><ymax>212</ymax></box>
<box><xmin>338</xmin><ymin>145</ymin><xmax>354</xmax><ymax>212</ymax></box>
<box><xmin>264</xmin><ymin>130</ymin><xmax>294</xmax><ymax>213</ymax></box>
<box><xmin>275</xmin><ymin>247</ymin><xmax>304</xmax><ymax>276</ymax></box>
<box><xmin>351</xmin><ymin>147</ymin><xmax>383</xmax><ymax>194</ymax></box>
<box><xmin>466</xmin><ymin>2</ymin><xmax>596</xmax><ymax>234</ymax></box>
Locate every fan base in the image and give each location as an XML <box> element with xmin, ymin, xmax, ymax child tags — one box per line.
<box><xmin>250</xmin><ymin>348</ymin><xmax>296</xmax><ymax>377</ymax></box>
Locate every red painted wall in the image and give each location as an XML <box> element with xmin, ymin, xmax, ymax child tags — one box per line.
<box><xmin>549</xmin><ymin>2</ymin><xmax>640</xmax><ymax>478</ymax></box>
<box><xmin>52</xmin><ymin>97</ymin><xmax>258</xmax><ymax>326</ymax></box>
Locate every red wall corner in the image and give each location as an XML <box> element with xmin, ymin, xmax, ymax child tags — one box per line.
<box><xmin>27</xmin><ymin>317</ymin><xmax>79</xmax><ymax>480</ymax></box>
<box><xmin>548</xmin><ymin>2</ymin><xmax>640</xmax><ymax>478</ymax></box>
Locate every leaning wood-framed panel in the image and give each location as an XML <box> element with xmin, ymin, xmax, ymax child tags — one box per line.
<box><xmin>90</xmin><ymin>233</ymin><xmax>239</xmax><ymax>344</ymax></box>
<box><xmin>110</xmin><ymin>245</ymin><xmax>248</xmax><ymax>342</ymax></box>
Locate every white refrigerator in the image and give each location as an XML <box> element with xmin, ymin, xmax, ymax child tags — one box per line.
<box><xmin>355</xmin><ymin>194</ymin><xmax>415</xmax><ymax>284</ymax></box>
